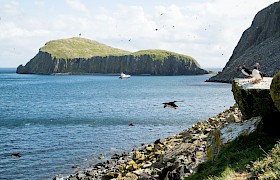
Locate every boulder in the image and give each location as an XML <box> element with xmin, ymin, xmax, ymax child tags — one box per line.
<box><xmin>270</xmin><ymin>71</ymin><xmax>280</xmax><ymax>112</ymax></box>
<box><xmin>232</xmin><ymin>77</ymin><xmax>280</xmax><ymax>136</ymax></box>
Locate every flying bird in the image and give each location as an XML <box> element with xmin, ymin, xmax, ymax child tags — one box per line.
<box><xmin>162</xmin><ymin>101</ymin><xmax>183</xmax><ymax>109</ymax></box>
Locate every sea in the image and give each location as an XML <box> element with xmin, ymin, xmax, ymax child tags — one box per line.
<box><xmin>0</xmin><ymin>68</ymin><xmax>235</xmax><ymax>180</ymax></box>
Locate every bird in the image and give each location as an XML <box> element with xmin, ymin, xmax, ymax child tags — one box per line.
<box><xmin>11</xmin><ymin>153</ymin><xmax>22</xmax><ymax>158</ymax></box>
<box><xmin>251</xmin><ymin>63</ymin><xmax>263</xmax><ymax>84</ymax></box>
<box><xmin>162</xmin><ymin>101</ymin><xmax>183</xmax><ymax>109</ymax></box>
<box><xmin>238</xmin><ymin>65</ymin><xmax>252</xmax><ymax>78</ymax></box>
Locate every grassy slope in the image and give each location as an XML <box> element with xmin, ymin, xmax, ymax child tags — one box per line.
<box><xmin>186</xmin><ymin>132</ymin><xmax>279</xmax><ymax>180</ymax></box>
<box><xmin>39</xmin><ymin>37</ymin><xmax>196</xmax><ymax>63</ymax></box>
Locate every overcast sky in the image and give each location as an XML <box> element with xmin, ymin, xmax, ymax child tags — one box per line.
<box><xmin>0</xmin><ymin>0</ymin><xmax>278</xmax><ymax>68</ymax></box>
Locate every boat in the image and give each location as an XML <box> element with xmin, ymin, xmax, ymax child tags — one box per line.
<box><xmin>119</xmin><ymin>72</ymin><xmax>131</xmax><ymax>79</ymax></box>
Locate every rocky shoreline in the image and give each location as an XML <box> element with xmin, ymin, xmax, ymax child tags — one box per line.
<box><xmin>53</xmin><ymin>104</ymin><xmax>247</xmax><ymax>180</ymax></box>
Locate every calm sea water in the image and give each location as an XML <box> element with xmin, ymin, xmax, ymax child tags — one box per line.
<box><xmin>0</xmin><ymin>68</ymin><xmax>234</xmax><ymax>180</ymax></box>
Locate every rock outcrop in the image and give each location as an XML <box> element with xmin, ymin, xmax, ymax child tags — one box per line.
<box><xmin>231</xmin><ymin>77</ymin><xmax>280</xmax><ymax>136</ymax></box>
<box><xmin>270</xmin><ymin>71</ymin><xmax>280</xmax><ymax>111</ymax></box>
<box><xmin>207</xmin><ymin>1</ymin><xmax>280</xmax><ymax>83</ymax></box>
<box><xmin>16</xmin><ymin>38</ymin><xmax>207</xmax><ymax>75</ymax></box>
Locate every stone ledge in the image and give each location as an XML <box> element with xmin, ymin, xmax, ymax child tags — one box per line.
<box><xmin>233</xmin><ymin>77</ymin><xmax>272</xmax><ymax>90</ymax></box>
<box><xmin>232</xmin><ymin>76</ymin><xmax>280</xmax><ymax>136</ymax></box>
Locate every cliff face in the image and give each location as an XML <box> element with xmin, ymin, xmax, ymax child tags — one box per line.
<box><xmin>207</xmin><ymin>1</ymin><xmax>280</xmax><ymax>83</ymax></box>
<box><xmin>17</xmin><ymin>51</ymin><xmax>207</xmax><ymax>75</ymax></box>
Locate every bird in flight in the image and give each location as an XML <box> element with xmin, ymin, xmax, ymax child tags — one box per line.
<box><xmin>162</xmin><ymin>101</ymin><xmax>183</xmax><ymax>109</ymax></box>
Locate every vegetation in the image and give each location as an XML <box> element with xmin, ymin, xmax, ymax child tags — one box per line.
<box><xmin>131</xmin><ymin>49</ymin><xmax>194</xmax><ymax>61</ymax></box>
<box><xmin>39</xmin><ymin>37</ymin><xmax>197</xmax><ymax>63</ymax></box>
<box><xmin>186</xmin><ymin>132</ymin><xmax>279</xmax><ymax>180</ymax></box>
<box><xmin>40</xmin><ymin>37</ymin><xmax>131</xmax><ymax>59</ymax></box>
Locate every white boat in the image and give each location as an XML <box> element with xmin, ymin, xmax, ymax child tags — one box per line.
<box><xmin>119</xmin><ymin>72</ymin><xmax>131</xmax><ymax>79</ymax></box>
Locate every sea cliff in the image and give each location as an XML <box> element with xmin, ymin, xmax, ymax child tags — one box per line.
<box><xmin>16</xmin><ymin>38</ymin><xmax>208</xmax><ymax>76</ymax></box>
<box><xmin>207</xmin><ymin>1</ymin><xmax>280</xmax><ymax>83</ymax></box>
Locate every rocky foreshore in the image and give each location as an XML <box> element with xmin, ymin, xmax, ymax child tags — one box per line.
<box><xmin>54</xmin><ymin>105</ymin><xmax>249</xmax><ymax>180</ymax></box>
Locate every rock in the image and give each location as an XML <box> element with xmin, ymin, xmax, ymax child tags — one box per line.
<box><xmin>226</xmin><ymin>114</ymin><xmax>240</xmax><ymax>122</ymax></box>
<box><xmin>220</xmin><ymin>117</ymin><xmax>262</xmax><ymax>144</ymax></box>
<box><xmin>207</xmin><ymin>1</ymin><xmax>280</xmax><ymax>83</ymax></box>
<box><xmin>232</xmin><ymin>78</ymin><xmax>280</xmax><ymax>136</ymax></box>
<box><xmin>232</xmin><ymin>78</ymin><xmax>275</xmax><ymax>119</ymax></box>
<box><xmin>123</xmin><ymin>172</ymin><xmax>138</xmax><ymax>180</ymax></box>
<box><xmin>270</xmin><ymin>71</ymin><xmax>280</xmax><ymax>112</ymax></box>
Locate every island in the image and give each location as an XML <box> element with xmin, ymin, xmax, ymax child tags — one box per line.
<box><xmin>16</xmin><ymin>37</ymin><xmax>208</xmax><ymax>76</ymax></box>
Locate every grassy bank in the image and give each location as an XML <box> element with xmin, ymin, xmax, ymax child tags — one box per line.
<box><xmin>187</xmin><ymin>132</ymin><xmax>279</xmax><ymax>179</ymax></box>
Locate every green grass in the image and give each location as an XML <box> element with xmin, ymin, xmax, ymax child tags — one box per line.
<box><xmin>39</xmin><ymin>38</ymin><xmax>197</xmax><ymax>63</ymax></box>
<box><xmin>40</xmin><ymin>37</ymin><xmax>131</xmax><ymax>59</ymax></box>
<box><xmin>249</xmin><ymin>140</ymin><xmax>280</xmax><ymax>179</ymax></box>
<box><xmin>186</xmin><ymin>132</ymin><xmax>279</xmax><ymax>180</ymax></box>
<box><xmin>131</xmin><ymin>49</ymin><xmax>194</xmax><ymax>61</ymax></box>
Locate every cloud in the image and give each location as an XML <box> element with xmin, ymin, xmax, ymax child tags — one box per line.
<box><xmin>65</xmin><ymin>0</ymin><xmax>88</xmax><ymax>12</ymax></box>
<box><xmin>0</xmin><ymin>0</ymin><xmax>278</xmax><ymax>68</ymax></box>
<box><xmin>2</xmin><ymin>1</ymin><xmax>23</xmax><ymax>16</ymax></box>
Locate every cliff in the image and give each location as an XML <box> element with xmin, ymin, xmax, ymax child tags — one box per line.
<box><xmin>16</xmin><ymin>37</ymin><xmax>207</xmax><ymax>75</ymax></box>
<box><xmin>207</xmin><ymin>1</ymin><xmax>280</xmax><ymax>83</ymax></box>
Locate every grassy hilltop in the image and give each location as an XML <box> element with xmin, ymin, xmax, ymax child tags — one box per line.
<box><xmin>40</xmin><ymin>37</ymin><xmax>196</xmax><ymax>63</ymax></box>
<box><xmin>40</xmin><ymin>37</ymin><xmax>131</xmax><ymax>59</ymax></box>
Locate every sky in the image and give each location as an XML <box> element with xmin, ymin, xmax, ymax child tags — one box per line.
<box><xmin>0</xmin><ymin>0</ymin><xmax>279</xmax><ymax>68</ymax></box>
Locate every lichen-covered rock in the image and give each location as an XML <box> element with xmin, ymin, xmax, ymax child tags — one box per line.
<box><xmin>232</xmin><ymin>78</ymin><xmax>280</xmax><ymax>136</ymax></box>
<box><xmin>270</xmin><ymin>71</ymin><xmax>280</xmax><ymax>112</ymax></box>
<box><xmin>232</xmin><ymin>78</ymin><xmax>276</xmax><ymax>120</ymax></box>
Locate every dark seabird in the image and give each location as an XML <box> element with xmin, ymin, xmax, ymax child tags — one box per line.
<box><xmin>238</xmin><ymin>65</ymin><xmax>252</xmax><ymax>78</ymax></box>
<box><xmin>11</xmin><ymin>153</ymin><xmax>22</xmax><ymax>158</ymax></box>
<box><xmin>162</xmin><ymin>101</ymin><xmax>183</xmax><ymax>109</ymax></box>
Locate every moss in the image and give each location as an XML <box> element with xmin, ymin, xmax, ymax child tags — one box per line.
<box><xmin>270</xmin><ymin>71</ymin><xmax>280</xmax><ymax>112</ymax></box>
<box><xmin>207</xmin><ymin>130</ymin><xmax>223</xmax><ymax>161</ymax></box>
<box><xmin>232</xmin><ymin>79</ymin><xmax>276</xmax><ymax>120</ymax></box>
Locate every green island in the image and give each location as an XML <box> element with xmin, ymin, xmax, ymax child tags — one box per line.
<box><xmin>17</xmin><ymin>37</ymin><xmax>207</xmax><ymax>75</ymax></box>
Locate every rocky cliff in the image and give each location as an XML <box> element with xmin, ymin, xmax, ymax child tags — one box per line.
<box><xmin>207</xmin><ymin>1</ymin><xmax>280</xmax><ymax>83</ymax></box>
<box><xmin>16</xmin><ymin>38</ymin><xmax>207</xmax><ymax>75</ymax></box>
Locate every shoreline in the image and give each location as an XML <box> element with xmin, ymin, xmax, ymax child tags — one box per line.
<box><xmin>55</xmin><ymin>104</ymin><xmax>242</xmax><ymax>180</ymax></box>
